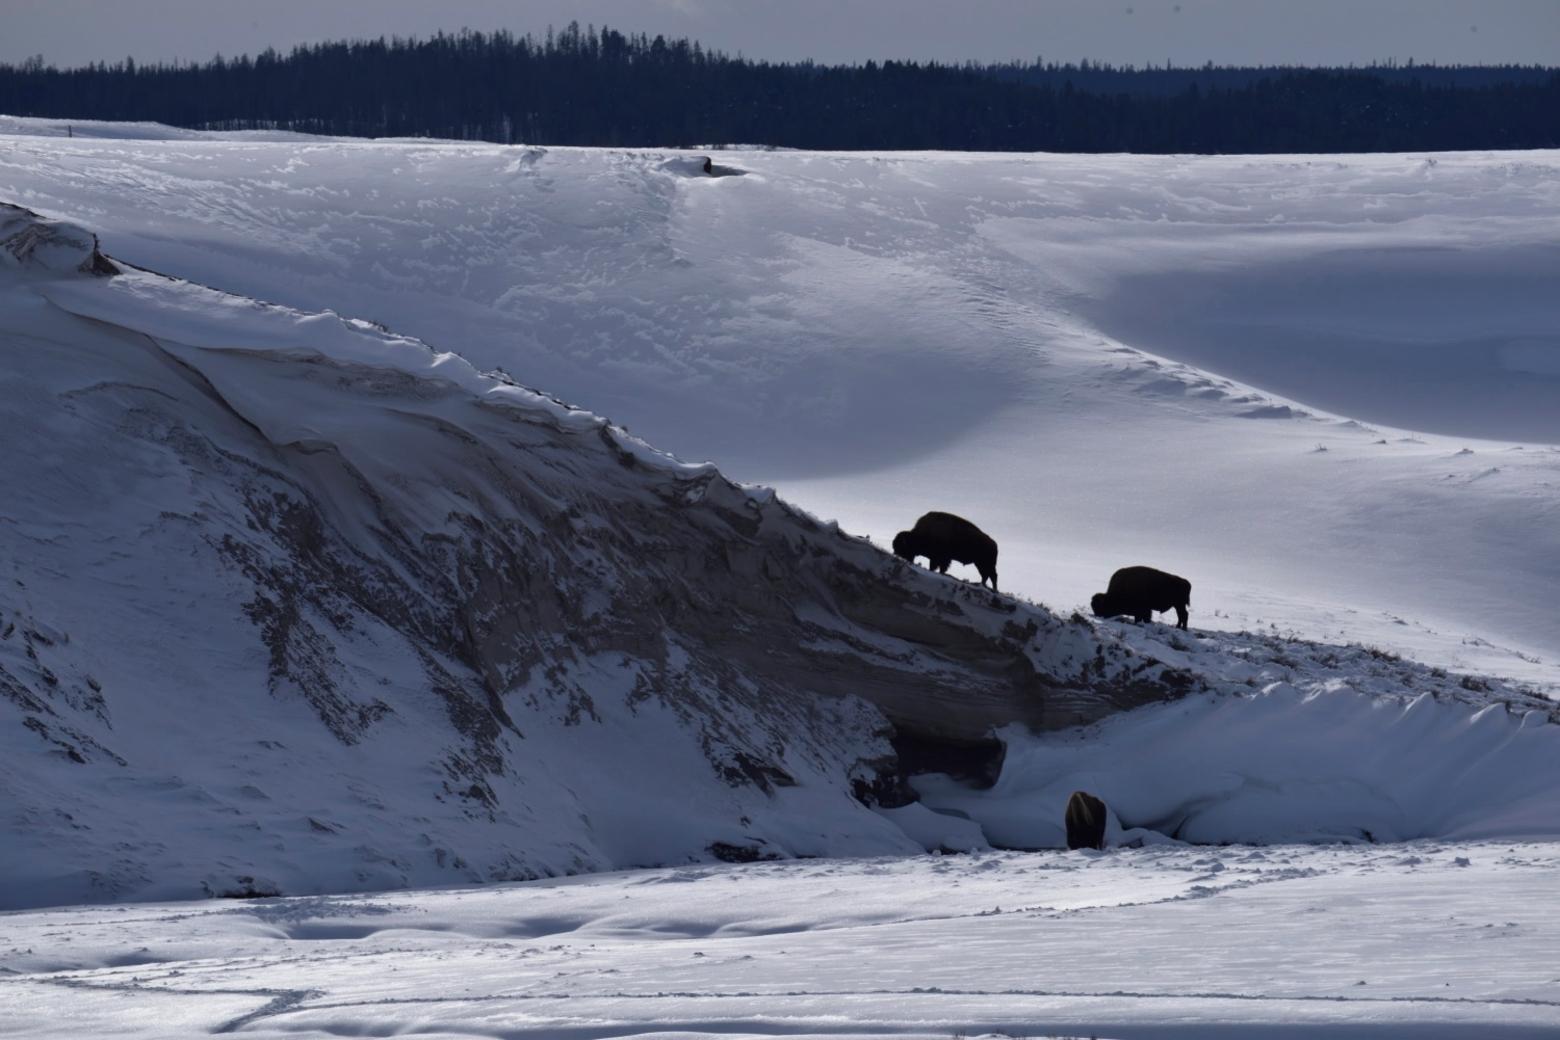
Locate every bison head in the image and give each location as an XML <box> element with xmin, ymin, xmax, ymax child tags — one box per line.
<box><xmin>1090</xmin><ymin>592</ymin><xmax>1116</xmax><ymax>618</ymax></box>
<box><xmin>891</xmin><ymin>531</ymin><xmax>917</xmax><ymax>561</ymax></box>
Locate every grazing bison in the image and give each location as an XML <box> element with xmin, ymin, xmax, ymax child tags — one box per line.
<box><xmin>701</xmin><ymin>156</ymin><xmax>747</xmax><ymax>177</ymax></box>
<box><xmin>1091</xmin><ymin>565</ymin><xmax>1191</xmax><ymax>630</ymax></box>
<box><xmin>892</xmin><ymin>511</ymin><xmax>998</xmax><ymax>590</ymax></box>
<box><xmin>1064</xmin><ymin>790</ymin><xmax>1108</xmax><ymax>851</ymax></box>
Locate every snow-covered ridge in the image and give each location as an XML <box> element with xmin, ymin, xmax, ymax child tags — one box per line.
<box><xmin>4</xmin><ymin>200</ymin><xmax>1558</xmax><ymax>912</ymax></box>
<box><xmin>0</xmin><ymin>202</ymin><xmax>119</xmax><ymax>276</ymax></box>
<box><xmin>0</xmin><ymin>204</ymin><xmax>1199</xmax><ymax>909</ymax></box>
<box><xmin>2</xmin><ymin>121</ymin><xmax>1555</xmax><ymax>689</ymax></box>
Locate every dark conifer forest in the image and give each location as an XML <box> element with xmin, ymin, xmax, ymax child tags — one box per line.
<box><xmin>3</xmin><ymin>25</ymin><xmax>1556</xmax><ymax>152</ymax></box>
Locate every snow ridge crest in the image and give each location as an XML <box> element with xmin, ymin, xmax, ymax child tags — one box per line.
<box><xmin>0</xmin><ymin>203</ymin><xmax>119</xmax><ymax>276</ymax></box>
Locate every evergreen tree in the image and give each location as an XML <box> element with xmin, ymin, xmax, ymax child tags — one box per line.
<box><xmin>0</xmin><ymin>29</ymin><xmax>1554</xmax><ymax>153</ymax></box>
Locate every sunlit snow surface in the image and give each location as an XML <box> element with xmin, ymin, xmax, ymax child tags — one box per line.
<box><xmin>4</xmin><ymin>119</ymin><xmax>1560</xmax><ymax>1038</ymax></box>
<box><xmin>2</xmin><ymin>117</ymin><xmax>1555</xmax><ymax>689</ymax></box>
<box><xmin>5</xmin><ymin>845</ymin><xmax>1560</xmax><ymax>1039</ymax></box>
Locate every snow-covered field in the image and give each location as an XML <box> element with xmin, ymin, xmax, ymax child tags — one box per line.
<box><xmin>2</xmin><ymin>116</ymin><xmax>1556</xmax><ymax>689</ymax></box>
<box><xmin>6</xmin><ymin>844</ymin><xmax>1560</xmax><ymax>1039</ymax></box>
<box><xmin>4</xmin><ymin>118</ymin><xmax>1560</xmax><ymax>1037</ymax></box>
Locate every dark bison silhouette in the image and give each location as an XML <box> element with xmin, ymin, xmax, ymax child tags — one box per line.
<box><xmin>892</xmin><ymin>511</ymin><xmax>998</xmax><ymax>590</ymax></box>
<box><xmin>701</xmin><ymin>156</ymin><xmax>746</xmax><ymax>177</ymax></box>
<box><xmin>1091</xmin><ymin>565</ymin><xmax>1192</xmax><ymax>630</ymax></box>
<box><xmin>1065</xmin><ymin>790</ymin><xmax>1108</xmax><ymax>850</ymax></box>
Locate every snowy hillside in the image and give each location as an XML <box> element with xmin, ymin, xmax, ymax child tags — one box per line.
<box><xmin>2</xmin><ymin>117</ymin><xmax>1557</xmax><ymax>692</ymax></box>
<box><xmin>1</xmin><ymin>201</ymin><xmax>1217</xmax><ymax>910</ymax></box>
<box><xmin>3</xmin><ymin>120</ymin><xmax>1560</xmax><ymax>916</ymax></box>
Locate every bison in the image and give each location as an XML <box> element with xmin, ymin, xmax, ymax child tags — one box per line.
<box><xmin>1064</xmin><ymin>790</ymin><xmax>1108</xmax><ymax>851</ymax></box>
<box><xmin>892</xmin><ymin>511</ymin><xmax>998</xmax><ymax>590</ymax></box>
<box><xmin>1090</xmin><ymin>565</ymin><xmax>1191</xmax><ymax>630</ymax></box>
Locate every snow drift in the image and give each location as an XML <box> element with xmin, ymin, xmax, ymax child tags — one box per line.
<box><xmin>2</xmin><ymin>123</ymin><xmax>1555</xmax><ymax>690</ymax></box>
<box><xmin>9</xmin><ymin>843</ymin><xmax>1560</xmax><ymax>1039</ymax></box>
<box><xmin>1</xmin><ymin>204</ymin><xmax>1196</xmax><ymax>909</ymax></box>
<box><xmin>3</xmin><ymin>175</ymin><xmax>1558</xmax><ymax>909</ymax></box>
<box><xmin>1</xmin><ymin>202</ymin><xmax>118</xmax><ymax>276</ymax></box>
<box><xmin>928</xmin><ymin>680</ymin><xmax>1560</xmax><ymax>850</ymax></box>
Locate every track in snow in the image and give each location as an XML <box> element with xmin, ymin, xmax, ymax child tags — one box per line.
<box><xmin>5</xmin><ymin>843</ymin><xmax>1560</xmax><ymax>1038</ymax></box>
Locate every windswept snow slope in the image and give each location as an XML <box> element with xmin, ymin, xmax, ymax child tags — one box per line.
<box><xmin>5</xmin><ymin>844</ymin><xmax>1560</xmax><ymax>1038</ymax></box>
<box><xmin>3</xmin><ymin>119</ymin><xmax>1560</xmax><ymax>1040</ymax></box>
<box><xmin>3</xmin><ymin>202</ymin><xmax>1216</xmax><ymax>909</ymax></box>
<box><xmin>3</xmin><ymin>193</ymin><xmax>1558</xmax><ymax>915</ymax></box>
<box><xmin>1</xmin><ymin>118</ymin><xmax>1555</xmax><ymax>688</ymax></box>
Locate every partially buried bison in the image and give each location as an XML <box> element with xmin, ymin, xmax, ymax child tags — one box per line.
<box><xmin>1091</xmin><ymin>565</ymin><xmax>1192</xmax><ymax>630</ymax></box>
<box><xmin>1064</xmin><ymin>790</ymin><xmax>1108</xmax><ymax>851</ymax></box>
<box><xmin>892</xmin><ymin>511</ymin><xmax>998</xmax><ymax>590</ymax></box>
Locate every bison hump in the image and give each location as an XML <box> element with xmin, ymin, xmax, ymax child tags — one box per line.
<box><xmin>913</xmin><ymin>511</ymin><xmax>993</xmax><ymax>545</ymax></box>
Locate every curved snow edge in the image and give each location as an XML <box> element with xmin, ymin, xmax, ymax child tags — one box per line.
<box><xmin>29</xmin><ymin>242</ymin><xmax>725</xmax><ymax>485</ymax></box>
<box><xmin>0</xmin><ymin>203</ymin><xmax>119</xmax><ymax>276</ymax></box>
<box><xmin>920</xmin><ymin>680</ymin><xmax>1560</xmax><ymax>848</ymax></box>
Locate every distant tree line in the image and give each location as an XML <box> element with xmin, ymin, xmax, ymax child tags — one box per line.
<box><xmin>2</xmin><ymin>25</ymin><xmax>1557</xmax><ymax>152</ymax></box>
<box><xmin>984</xmin><ymin>56</ymin><xmax>1559</xmax><ymax>95</ymax></box>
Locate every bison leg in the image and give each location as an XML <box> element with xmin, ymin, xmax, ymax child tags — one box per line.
<box><xmin>1174</xmin><ymin>604</ymin><xmax>1189</xmax><ymax>630</ymax></box>
<box><xmin>1135</xmin><ymin>609</ymin><xmax>1152</xmax><ymax>624</ymax></box>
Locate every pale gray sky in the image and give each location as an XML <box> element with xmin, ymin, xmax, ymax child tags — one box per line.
<box><xmin>5</xmin><ymin>0</ymin><xmax>1557</xmax><ymax>69</ymax></box>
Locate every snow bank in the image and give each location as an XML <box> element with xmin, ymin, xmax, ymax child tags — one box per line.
<box><xmin>43</xmin><ymin>269</ymin><xmax>617</xmax><ymax>436</ymax></box>
<box><xmin>923</xmin><ymin>681</ymin><xmax>1560</xmax><ymax>849</ymax></box>
<box><xmin>1</xmin><ymin>204</ymin><xmax>1204</xmax><ymax>909</ymax></box>
<box><xmin>1</xmin><ymin>121</ymin><xmax>1554</xmax><ymax>687</ymax></box>
<box><xmin>0</xmin><ymin>202</ymin><xmax>117</xmax><ymax>275</ymax></box>
<box><xmin>3</xmin><ymin>132</ymin><xmax>1558</xmax><ymax>912</ymax></box>
<box><xmin>6</xmin><ymin>843</ymin><xmax>1560</xmax><ymax>1038</ymax></box>
<box><xmin>0</xmin><ymin>114</ymin><xmax>347</xmax><ymax>142</ymax></box>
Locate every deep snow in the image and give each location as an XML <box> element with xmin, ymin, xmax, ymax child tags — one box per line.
<box><xmin>1</xmin><ymin>117</ymin><xmax>1555</xmax><ymax>691</ymax></box>
<box><xmin>1</xmin><ymin>199</ymin><xmax>1214</xmax><ymax>910</ymax></box>
<box><xmin>5</xmin><ymin>844</ymin><xmax>1560</xmax><ymax>1038</ymax></box>
<box><xmin>4</xmin><ymin>115</ymin><xmax>1560</xmax><ymax>1039</ymax></box>
<box><xmin>7</xmin><ymin>193</ymin><xmax>1553</xmax><ymax>915</ymax></box>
